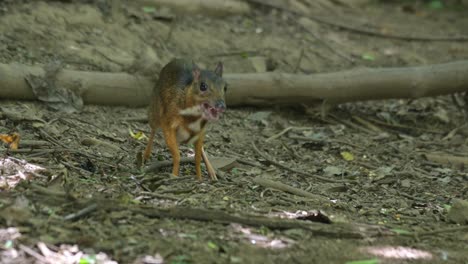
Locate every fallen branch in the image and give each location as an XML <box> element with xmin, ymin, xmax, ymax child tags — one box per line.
<box><xmin>128</xmin><ymin>206</ymin><xmax>391</xmax><ymax>239</ymax></box>
<box><xmin>252</xmin><ymin>177</ymin><xmax>329</xmax><ymax>202</ymax></box>
<box><xmin>1</xmin><ymin>61</ymin><xmax>468</xmax><ymax>107</ymax></box>
<box><xmin>228</xmin><ymin>60</ymin><xmax>468</xmax><ymax>106</ymax></box>
<box><xmin>145</xmin><ymin>157</ymin><xmax>194</xmax><ymax>173</ymax></box>
<box><xmin>251</xmin><ymin>141</ymin><xmax>350</xmax><ymax>183</ymax></box>
<box><xmin>24</xmin><ymin>189</ymin><xmax>393</xmax><ymax>239</ymax></box>
<box><xmin>63</xmin><ymin>203</ymin><xmax>98</xmax><ymax>221</ymax></box>
<box><xmin>265</xmin><ymin>126</ymin><xmax>312</xmax><ymax>142</ymax></box>
<box><xmin>0</xmin><ymin>63</ymin><xmax>152</xmax><ymax>107</ymax></box>
<box><xmin>423</xmin><ymin>153</ymin><xmax>468</xmax><ymax>167</ymax></box>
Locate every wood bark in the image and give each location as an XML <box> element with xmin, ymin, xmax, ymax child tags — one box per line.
<box><xmin>0</xmin><ymin>61</ymin><xmax>467</xmax><ymax>107</ymax></box>
<box><xmin>0</xmin><ymin>63</ymin><xmax>152</xmax><ymax>107</ymax></box>
<box><xmin>226</xmin><ymin>60</ymin><xmax>468</xmax><ymax>106</ymax></box>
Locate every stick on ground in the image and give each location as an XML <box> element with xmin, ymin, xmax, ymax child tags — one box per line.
<box><xmin>252</xmin><ymin>141</ymin><xmax>350</xmax><ymax>183</ymax></box>
<box><xmin>252</xmin><ymin>177</ymin><xmax>329</xmax><ymax>202</ymax></box>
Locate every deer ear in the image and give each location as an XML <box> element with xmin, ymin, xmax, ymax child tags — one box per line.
<box><xmin>214</xmin><ymin>62</ymin><xmax>223</xmax><ymax>77</ymax></box>
<box><xmin>192</xmin><ymin>67</ymin><xmax>200</xmax><ymax>82</ymax></box>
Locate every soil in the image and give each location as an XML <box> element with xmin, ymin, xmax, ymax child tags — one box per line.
<box><xmin>1</xmin><ymin>0</ymin><xmax>468</xmax><ymax>263</ymax></box>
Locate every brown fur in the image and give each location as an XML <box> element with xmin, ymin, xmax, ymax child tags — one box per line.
<box><xmin>143</xmin><ymin>59</ymin><xmax>227</xmax><ymax>180</ymax></box>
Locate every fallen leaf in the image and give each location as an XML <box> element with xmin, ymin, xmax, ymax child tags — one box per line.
<box><xmin>433</xmin><ymin>107</ymin><xmax>450</xmax><ymax>123</ymax></box>
<box><xmin>447</xmin><ymin>199</ymin><xmax>468</xmax><ymax>224</ymax></box>
<box><xmin>341</xmin><ymin>151</ymin><xmax>354</xmax><ymax>161</ymax></box>
<box><xmin>429</xmin><ymin>0</ymin><xmax>443</xmax><ymax>9</ymax></box>
<box><xmin>374</xmin><ymin>166</ymin><xmax>394</xmax><ymax>177</ymax></box>
<box><xmin>362</xmin><ymin>54</ymin><xmax>375</xmax><ymax>61</ymax></box>
<box><xmin>142</xmin><ymin>6</ymin><xmax>156</xmax><ymax>13</ymax></box>
<box><xmin>323</xmin><ymin>166</ymin><xmax>344</xmax><ymax>176</ymax></box>
<box><xmin>0</xmin><ymin>132</ymin><xmax>20</xmax><ymax>150</ymax></box>
<box><xmin>247</xmin><ymin>111</ymin><xmax>271</xmax><ymax>121</ymax></box>
<box><xmin>249</xmin><ymin>56</ymin><xmax>267</xmax><ymax>73</ymax></box>
<box><xmin>207</xmin><ymin>241</ymin><xmax>218</xmax><ymax>250</ymax></box>
<box><xmin>129</xmin><ymin>128</ymin><xmax>147</xmax><ymax>140</ymax></box>
<box><xmin>209</xmin><ymin>157</ymin><xmax>238</xmax><ymax>170</ymax></box>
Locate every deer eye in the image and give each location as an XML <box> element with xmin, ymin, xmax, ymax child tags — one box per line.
<box><xmin>224</xmin><ymin>84</ymin><xmax>228</xmax><ymax>92</ymax></box>
<box><xmin>200</xmin><ymin>82</ymin><xmax>208</xmax><ymax>92</ymax></box>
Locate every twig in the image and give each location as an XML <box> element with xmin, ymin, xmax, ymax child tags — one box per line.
<box><xmin>293</xmin><ymin>48</ymin><xmax>305</xmax><ymax>73</ymax></box>
<box><xmin>423</xmin><ymin>152</ymin><xmax>468</xmax><ymax>167</ymax></box>
<box><xmin>442</xmin><ymin>124</ymin><xmax>467</xmax><ymax>141</ymax></box>
<box><xmin>60</xmin><ymin>161</ymin><xmax>93</xmax><ymax>176</ymax></box>
<box><xmin>281</xmin><ymin>141</ymin><xmax>301</xmax><ymax>160</ymax></box>
<box><xmin>19</xmin><ymin>244</ymin><xmax>47</xmax><ymax>263</ymax></box>
<box><xmin>159</xmin><ymin>187</ymin><xmax>195</xmax><ymax>195</ymax></box>
<box><xmin>365</xmin><ymin>116</ymin><xmax>444</xmax><ymax>134</ymax></box>
<box><xmin>330</xmin><ymin>114</ymin><xmax>374</xmax><ymax>134</ymax></box>
<box><xmin>202</xmin><ymin>147</ymin><xmax>218</xmax><ymax>181</ymax></box>
<box><xmin>414</xmin><ymin>226</ymin><xmax>468</xmax><ymax>237</ymax></box>
<box><xmin>351</xmin><ymin>115</ymin><xmax>383</xmax><ymax>133</ymax></box>
<box><xmin>165</xmin><ymin>17</ymin><xmax>177</xmax><ymax>42</ymax></box>
<box><xmin>353</xmin><ymin>161</ymin><xmax>377</xmax><ymax>170</ymax></box>
<box><xmin>252</xmin><ymin>141</ymin><xmax>350</xmax><ymax>183</ymax></box>
<box><xmin>451</xmin><ymin>94</ymin><xmax>465</xmax><ymax>114</ymax></box>
<box><xmin>253</xmin><ymin>177</ymin><xmax>329</xmax><ymax>202</ymax></box>
<box><xmin>288</xmin><ymin>135</ymin><xmax>364</xmax><ymax>150</ymax></box>
<box><xmin>38</xmin><ymin>129</ymin><xmax>104</xmax><ymax>160</ymax></box>
<box><xmin>28</xmin><ymin>183</ymin><xmax>69</xmax><ymax>198</ymax></box>
<box><xmin>19</xmin><ymin>140</ymin><xmax>50</xmax><ymax>147</ymax></box>
<box><xmin>145</xmin><ymin>157</ymin><xmax>194</xmax><ymax>173</ymax></box>
<box><xmin>265</xmin><ymin>126</ymin><xmax>312</xmax><ymax>142</ymax></box>
<box><xmin>397</xmin><ymin>191</ymin><xmax>426</xmax><ymax>203</ymax></box>
<box><xmin>128</xmin><ymin>206</ymin><xmax>391</xmax><ymax>238</ymax></box>
<box><xmin>25</xmin><ymin>187</ymin><xmax>392</xmax><ymax>239</ymax></box>
<box><xmin>64</xmin><ymin>203</ymin><xmax>98</xmax><ymax>221</ymax></box>
<box><xmin>94</xmin><ymin>49</ymin><xmax>126</xmax><ymax>67</ymax></box>
<box><xmin>236</xmin><ymin>158</ymin><xmax>264</xmax><ymax>168</ymax></box>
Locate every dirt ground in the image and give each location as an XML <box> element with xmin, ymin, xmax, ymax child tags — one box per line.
<box><xmin>1</xmin><ymin>0</ymin><xmax>468</xmax><ymax>263</ymax></box>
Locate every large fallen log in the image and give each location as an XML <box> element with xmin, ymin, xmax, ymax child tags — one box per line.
<box><xmin>0</xmin><ymin>61</ymin><xmax>467</xmax><ymax>107</ymax></box>
<box><xmin>228</xmin><ymin>60</ymin><xmax>468</xmax><ymax>105</ymax></box>
<box><xmin>0</xmin><ymin>63</ymin><xmax>153</xmax><ymax>107</ymax></box>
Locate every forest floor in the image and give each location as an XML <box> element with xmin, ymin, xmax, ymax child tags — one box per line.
<box><xmin>0</xmin><ymin>0</ymin><xmax>468</xmax><ymax>263</ymax></box>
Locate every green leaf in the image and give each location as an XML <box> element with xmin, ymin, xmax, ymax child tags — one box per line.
<box><xmin>345</xmin><ymin>259</ymin><xmax>379</xmax><ymax>264</ymax></box>
<box><xmin>207</xmin><ymin>241</ymin><xmax>218</xmax><ymax>249</ymax></box>
<box><xmin>259</xmin><ymin>226</ymin><xmax>269</xmax><ymax>236</ymax></box>
<box><xmin>341</xmin><ymin>151</ymin><xmax>354</xmax><ymax>161</ymax></box>
<box><xmin>4</xmin><ymin>240</ymin><xmax>13</xmax><ymax>249</ymax></box>
<box><xmin>429</xmin><ymin>0</ymin><xmax>443</xmax><ymax>9</ymax></box>
<box><xmin>143</xmin><ymin>6</ymin><xmax>157</xmax><ymax>13</ymax></box>
<box><xmin>362</xmin><ymin>54</ymin><xmax>375</xmax><ymax>61</ymax></box>
<box><xmin>171</xmin><ymin>255</ymin><xmax>189</xmax><ymax>264</ymax></box>
<box><xmin>179</xmin><ymin>233</ymin><xmax>198</xmax><ymax>239</ymax></box>
<box><xmin>79</xmin><ymin>256</ymin><xmax>96</xmax><ymax>264</ymax></box>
